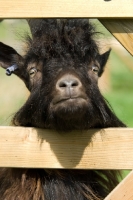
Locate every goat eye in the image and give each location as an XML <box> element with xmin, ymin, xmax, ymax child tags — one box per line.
<box><xmin>92</xmin><ymin>65</ymin><xmax>99</xmax><ymax>74</ymax></box>
<box><xmin>29</xmin><ymin>68</ymin><xmax>37</xmax><ymax>78</ymax></box>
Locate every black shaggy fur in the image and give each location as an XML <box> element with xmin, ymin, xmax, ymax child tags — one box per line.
<box><xmin>0</xmin><ymin>19</ymin><xmax>125</xmax><ymax>200</ymax></box>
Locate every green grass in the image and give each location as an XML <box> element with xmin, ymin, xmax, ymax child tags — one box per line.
<box><xmin>104</xmin><ymin>51</ymin><xmax>133</xmax><ymax>127</ymax></box>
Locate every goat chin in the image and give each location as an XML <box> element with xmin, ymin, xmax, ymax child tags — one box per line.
<box><xmin>50</xmin><ymin>98</ymin><xmax>88</xmax><ymax>119</ymax></box>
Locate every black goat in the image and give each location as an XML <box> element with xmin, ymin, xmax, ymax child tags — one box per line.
<box><xmin>0</xmin><ymin>19</ymin><xmax>125</xmax><ymax>200</ymax></box>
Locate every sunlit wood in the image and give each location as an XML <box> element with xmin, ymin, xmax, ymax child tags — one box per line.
<box><xmin>0</xmin><ymin>0</ymin><xmax>133</xmax><ymax>18</ymax></box>
<box><xmin>105</xmin><ymin>170</ymin><xmax>133</xmax><ymax>200</ymax></box>
<box><xmin>0</xmin><ymin>126</ymin><xmax>133</xmax><ymax>169</ymax></box>
<box><xmin>100</xmin><ymin>19</ymin><xmax>133</xmax><ymax>56</ymax></box>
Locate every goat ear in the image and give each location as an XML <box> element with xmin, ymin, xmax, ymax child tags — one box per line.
<box><xmin>0</xmin><ymin>42</ymin><xmax>28</xmax><ymax>82</ymax></box>
<box><xmin>97</xmin><ymin>49</ymin><xmax>111</xmax><ymax>77</ymax></box>
<box><xmin>0</xmin><ymin>42</ymin><xmax>20</xmax><ymax>68</ymax></box>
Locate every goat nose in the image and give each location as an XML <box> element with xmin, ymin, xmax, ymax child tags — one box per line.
<box><xmin>56</xmin><ymin>74</ymin><xmax>81</xmax><ymax>91</ymax></box>
<box><xmin>59</xmin><ymin>80</ymin><xmax>79</xmax><ymax>88</ymax></box>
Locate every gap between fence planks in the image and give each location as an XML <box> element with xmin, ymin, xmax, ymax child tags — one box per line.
<box><xmin>100</xmin><ymin>19</ymin><xmax>133</xmax><ymax>56</ymax></box>
<box><xmin>105</xmin><ymin>170</ymin><xmax>133</xmax><ymax>200</ymax></box>
<box><xmin>0</xmin><ymin>0</ymin><xmax>133</xmax><ymax>18</ymax></box>
<box><xmin>0</xmin><ymin>126</ymin><xmax>133</xmax><ymax>169</ymax></box>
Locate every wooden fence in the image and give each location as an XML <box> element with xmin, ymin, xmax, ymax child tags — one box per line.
<box><xmin>0</xmin><ymin>127</ymin><xmax>133</xmax><ymax>200</ymax></box>
<box><xmin>0</xmin><ymin>0</ymin><xmax>133</xmax><ymax>199</ymax></box>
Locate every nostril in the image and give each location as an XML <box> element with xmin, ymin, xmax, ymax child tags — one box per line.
<box><xmin>71</xmin><ymin>80</ymin><xmax>79</xmax><ymax>87</ymax></box>
<box><xmin>58</xmin><ymin>80</ymin><xmax>79</xmax><ymax>88</ymax></box>
<box><xmin>59</xmin><ymin>81</ymin><xmax>67</xmax><ymax>88</ymax></box>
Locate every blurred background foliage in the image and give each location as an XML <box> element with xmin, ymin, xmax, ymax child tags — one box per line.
<box><xmin>0</xmin><ymin>19</ymin><xmax>132</xmax><ymax>179</ymax></box>
<box><xmin>0</xmin><ymin>19</ymin><xmax>30</xmax><ymax>125</ymax></box>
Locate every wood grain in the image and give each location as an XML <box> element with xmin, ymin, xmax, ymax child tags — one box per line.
<box><xmin>100</xmin><ymin>19</ymin><xmax>133</xmax><ymax>56</ymax></box>
<box><xmin>0</xmin><ymin>0</ymin><xmax>133</xmax><ymax>18</ymax></box>
<box><xmin>0</xmin><ymin>126</ymin><xmax>133</xmax><ymax>169</ymax></box>
<box><xmin>105</xmin><ymin>170</ymin><xmax>133</xmax><ymax>200</ymax></box>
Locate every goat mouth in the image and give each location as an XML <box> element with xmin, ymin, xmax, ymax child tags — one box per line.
<box><xmin>52</xmin><ymin>96</ymin><xmax>87</xmax><ymax>105</ymax></box>
<box><xmin>50</xmin><ymin>96</ymin><xmax>88</xmax><ymax>121</ymax></box>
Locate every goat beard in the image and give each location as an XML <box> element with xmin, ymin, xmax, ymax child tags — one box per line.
<box><xmin>44</xmin><ymin>102</ymin><xmax>103</xmax><ymax>131</ymax></box>
<box><xmin>12</xmin><ymin>91</ymin><xmax>125</xmax><ymax>131</ymax></box>
<box><xmin>12</xmin><ymin>100</ymin><xmax>107</xmax><ymax>131</ymax></box>
<box><xmin>45</xmin><ymin>100</ymin><xmax>89</xmax><ymax>131</ymax></box>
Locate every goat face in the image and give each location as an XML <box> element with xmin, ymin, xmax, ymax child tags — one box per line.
<box><xmin>0</xmin><ymin>19</ymin><xmax>124</xmax><ymax>131</ymax></box>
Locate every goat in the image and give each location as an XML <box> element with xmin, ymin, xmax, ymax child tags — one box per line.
<box><xmin>0</xmin><ymin>19</ymin><xmax>125</xmax><ymax>200</ymax></box>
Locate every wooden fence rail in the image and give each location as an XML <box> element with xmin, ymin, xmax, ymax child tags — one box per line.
<box><xmin>0</xmin><ymin>126</ymin><xmax>133</xmax><ymax>169</ymax></box>
<box><xmin>0</xmin><ymin>0</ymin><xmax>133</xmax><ymax>18</ymax></box>
<box><xmin>0</xmin><ymin>126</ymin><xmax>133</xmax><ymax>200</ymax></box>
